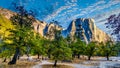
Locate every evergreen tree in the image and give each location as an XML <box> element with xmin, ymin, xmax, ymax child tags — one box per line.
<box><xmin>8</xmin><ymin>5</ymin><xmax>35</xmax><ymax>65</ymax></box>
<box><xmin>30</xmin><ymin>33</ymin><xmax>45</xmax><ymax>59</ymax></box>
<box><xmin>51</xmin><ymin>30</ymin><xmax>72</xmax><ymax>67</ymax></box>
<box><xmin>98</xmin><ymin>41</ymin><xmax>117</xmax><ymax>60</ymax></box>
<box><xmin>70</xmin><ymin>38</ymin><xmax>86</xmax><ymax>59</ymax></box>
<box><xmin>84</xmin><ymin>42</ymin><xmax>97</xmax><ymax>60</ymax></box>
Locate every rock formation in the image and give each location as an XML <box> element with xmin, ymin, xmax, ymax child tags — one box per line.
<box><xmin>44</xmin><ymin>23</ymin><xmax>63</xmax><ymax>40</ymax></box>
<box><xmin>0</xmin><ymin>8</ymin><xmax>111</xmax><ymax>43</ymax></box>
<box><xmin>63</xmin><ymin>18</ymin><xmax>110</xmax><ymax>43</ymax></box>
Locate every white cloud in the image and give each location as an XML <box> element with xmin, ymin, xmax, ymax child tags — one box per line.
<box><xmin>71</xmin><ymin>0</ymin><xmax>77</xmax><ymax>2</ymax></box>
<box><xmin>89</xmin><ymin>0</ymin><xmax>120</xmax><ymax>13</ymax></box>
<box><xmin>94</xmin><ymin>8</ymin><xmax>120</xmax><ymax>26</ymax></box>
<box><xmin>43</xmin><ymin>0</ymin><xmax>78</xmax><ymax>22</ymax></box>
<box><xmin>43</xmin><ymin>0</ymin><xmax>120</xmax><ymax>30</ymax></box>
<box><xmin>44</xmin><ymin>5</ymin><xmax>70</xmax><ymax>21</ymax></box>
<box><xmin>62</xmin><ymin>1</ymin><xmax>106</xmax><ymax>21</ymax></box>
<box><xmin>64</xmin><ymin>0</ymin><xmax>120</xmax><ymax>23</ymax></box>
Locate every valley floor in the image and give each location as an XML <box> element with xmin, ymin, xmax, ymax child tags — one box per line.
<box><xmin>1</xmin><ymin>56</ymin><xmax>120</xmax><ymax>68</ymax></box>
<box><xmin>33</xmin><ymin>60</ymin><xmax>120</xmax><ymax>68</ymax></box>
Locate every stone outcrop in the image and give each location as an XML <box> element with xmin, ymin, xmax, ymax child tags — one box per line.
<box><xmin>0</xmin><ymin>8</ymin><xmax>111</xmax><ymax>43</ymax></box>
<box><xmin>0</xmin><ymin>8</ymin><xmax>62</xmax><ymax>39</ymax></box>
<box><xmin>33</xmin><ymin>20</ymin><xmax>47</xmax><ymax>36</ymax></box>
<box><xmin>0</xmin><ymin>8</ymin><xmax>15</xmax><ymax>19</ymax></box>
<box><xmin>44</xmin><ymin>23</ymin><xmax>63</xmax><ymax>40</ymax></box>
<box><xmin>64</xmin><ymin>18</ymin><xmax>110</xmax><ymax>43</ymax></box>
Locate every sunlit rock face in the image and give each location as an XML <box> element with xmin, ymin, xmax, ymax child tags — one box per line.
<box><xmin>0</xmin><ymin>8</ymin><xmax>15</xmax><ymax>19</ymax></box>
<box><xmin>43</xmin><ymin>23</ymin><xmax>63</xmax><ymax>40</ymax></box>
<box><xmin>63</xmin><ymin>18</ymin><xmax>110</xmax><ymax>43</ymax></box>
<box><xmin>0</xmin><ymin>8</ymin><xmax>63</xmax><ymax>39</ymax></box>
<box><xmin>33</xmin><ymin>20</ymin><xmax>47</xmax><ymax>36</ymax></box>
<box><xmin>0</xmin><ymin>8</ymin><xmax>110</xmax><ymax>43</ymax></box>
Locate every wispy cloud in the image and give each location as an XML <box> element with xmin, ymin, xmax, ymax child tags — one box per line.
<box><xmin>43</xmin><ymin>0</ymin><xmax>78</xmax><ymax>22</ymax></box>
<box><xmin>71</xmin><ymin>0</ymin><xmax>77</xmax><ymax>2</ymax></box>
<box><xmin>65</xmin><ymin>0</ymin><xmax>120</xmax><ymax>23</ymax></box>
<box><xmin>94</xmin><ymin>8</ymin><xmax>120</xmax><ymax>26</ymax></box>
<box><xmin>94</xmin><ymin>7</ymin><xmax>120</xmax><ymax>33</ymax></box>
<box><xmin>63</xmin><ymin>0</ymin><xmax>106</xmax><ymax>22</ymax></box>
<box><xmin>43</xmin><ymin>0</ymin><xmax>120</xmax><ymax>29</ymax></box>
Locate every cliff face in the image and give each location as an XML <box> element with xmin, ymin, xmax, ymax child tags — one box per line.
<box><xmin>0</xmin><ymin>8</ymin><xmax>62</xmax><ymax>39</ymax></box>
<box><xmin>63</xmin><ymin>18</ymin><xmax>110</xmax><ymax>43</ymax></box>
<box><xmin>33</xmin><ymin>20</ymin><xmax>47</xmax><ymax>36</ymax></box>
<box><xmin>0</xmin><ymin>8</ymin><xmax>110</xmax><ymax>43</ymax></box>
<box><xmin>0</xmin><ymin>8</ymin><xmax>15</xmax><ymax>19</ymax></box>
<box><xmin>44</xmin><ymin>23</ymin><xmax>63</xmax><ymax>40</ymax></box>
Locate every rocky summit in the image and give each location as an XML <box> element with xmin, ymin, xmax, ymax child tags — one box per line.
<box><xmin>0</xmin><ymin>8</ymin><xmax>110</xmax><ymax>43</ymax></box>
<box><xmin>32</xmin><ymin>18</ymin><xmax>111</xmax><ymax>43</ymax></box>
<box><xmin>62</xmin><ymin>18</ymin><xmax>110</xmax><ymax>43</ymax></box>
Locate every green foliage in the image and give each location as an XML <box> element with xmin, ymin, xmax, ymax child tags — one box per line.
<box><xmin>43</xmin><ymin>39</ymin><xmax>53</xmax><ymax>58</ymax></box>
<box><xmin>51</xmin><ymin>37</ymin><xmax>72</xmax><ymax>60</ymax></box>
<box><xmin>70</xmin><ymin>38</ymin><xmax>86</xmax><ymax>57</ymax></box>
<box><xmin>0</xmin><ymin>39</ymin><xmax>14</xmax><ymax>59</ymax></box>
<box><xmin>0</xmin><ymin>14</ymin><xmax>14</xmax><ymax>43</ymax></box>
<box><xmin>97</xmin><ymin>41</ymin><xmax>117</xmax><ymax>59</ymax></box>
<box><xmin>0</xmin><ymin>44</ymin><xmax>12</xmax><ymax>59</ymax></box>
<box><xmin>30</xmin><ymin>33</ymin><xmax>46</xmax><ymax>56</ymax></box>
<box><xmin>114</xmin><ymin>42</ymin><xmax>120</xmax><ymax>57</ymax></box>
<box><xmin>0</xmin><ymin>15</ymin><xmax>15</xmax><ymax>58</ymax></box>
<box><xmin>51</xmin><ymin>30</ymin><xmax>72</xmax><ymax>61</ymax></box>
<box><xmin>84</xmin><ymin>42</ymin><xmax>97</xmax><ymax>60</ymax></box>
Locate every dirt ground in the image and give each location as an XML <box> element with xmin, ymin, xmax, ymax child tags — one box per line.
<box><xmin>0</xmin><ymin>57</ymin><xmax>40</xmax><ymax>68</ymax></box>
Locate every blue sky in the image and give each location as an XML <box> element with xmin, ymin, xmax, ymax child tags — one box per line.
<box><xmin>0</xmin><ymin>0</ymin><xmax>120</xmax><ymax>33</ymax></box>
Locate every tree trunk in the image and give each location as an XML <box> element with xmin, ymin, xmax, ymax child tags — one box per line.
<box><xmin>106</xmin><ymin>55</ymin><xmax>109</xmax><ymax>60</ymax></box>
<box><xmin>48</xmin><ymin>53</ymin><xmax>51</xmax><ymax>59</ymax></box>
<box><xmin>106</xmin><ymin>53</ymin><xmax>109</xmax><ymax>60</ymax></box>
<box><xmin>78</xmin><ymin>54</ymin><xmax>80</xmax><ymax>59</ymax></box>
<box><xmin>38</xmin><ymin>53</ymin><xmax>40</xmax><ymax>59</ymax></box>
<box><xmin>54</xmin><ymin>60</ymin><xmax>57</xmax><ymax>67</ymax></box>
<box><xmin>42</xmin><ymin>56</ymin><xmax>44</xmax><ymax>60</ymax></box>
<box><xmin>72</xmin><ymin>54</ymin><xmax>75</xmax><ymax>59</ymax></box>
<box><xmin>88</xmin><ymin>56</ymin><xmax>91</xmax><ymax>60</ymax></box>
<box><xmin>3</xmin><ymin>57</ymin><xmax>6</xmax><ymax>62</ymax></box>
<box><xmin>8</xmin><ymin>47</ymin><xmax>20</xmax><ymax>65</ymax></box>
<box><xmin>18</xmin><ymin>55</ymin><xmax>20</xmax><ymax>60</ymax></box>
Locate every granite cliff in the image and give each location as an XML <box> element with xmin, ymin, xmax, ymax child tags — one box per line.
<box><xmin>62</xmin><ymin>18</ymin><xmax>110</xmax><ymax>43</ymax></box>
<box><xmin>0</xmin><ymin>8</ymin><xmax>110</xmax><ymax>43</ymax></box>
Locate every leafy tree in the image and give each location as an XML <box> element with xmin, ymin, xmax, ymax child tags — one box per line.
<box><xmin>30</xmin><ymin>33</ymin><xmax>45</xmax><ymax>59</ymax></box>
<box><xmin>84</xmin><ymin>42</ymin><xmax>97</xmax><ymax>60</ymax></box>
<box><xmin>98</xmin><ymin>41</ymin><xmax>117</xmax><ymax>60</ymax></box>
<box><xmin>0</xmin><ymin>41</ymin><xmax>14</xmax><ymax>62</ymax></box>
<box><xmin>65</xmin><ymin>35</ymin><xmax>72</xmax><ymax>46</ymax></box>
<box><xmin>8</xmin><ymin>27</ymin><xmax>34</xmax><ymax>64</ymax></box>
<box><xmin>70</xmin><ymin>38</ymin><xmax>86</xmax><ymax>59</ymax></box>
<box><xmin>0</xmin><ymin>28</ymin><xmax>14</xmax><ymax>62</ymax></box>
<box><xmin>8</xmin><ymin>5</ymin><xmax>35</xmax><ymax>65</ymax></box>
<box><xmin>51</xmin><ymin>30</ymin><xmax>72</xmax><ymax>67</ymax></box>
<box><xmin>43</xmin><ymin>39</ymin><xmax>53</xmax><ymax>59</ymax></box>
<box><xmin>115</xmin><ymin>42</ymin><xmax>120</xmax><ymax>56</ymax></box>
<box><xmin>105</xmin><ymin>13</ymin><xmax>120</xmax><ymax>41</ymax></box>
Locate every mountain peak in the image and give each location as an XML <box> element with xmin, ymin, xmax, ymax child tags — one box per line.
<box><xmin>63</xmin><ymin>18</ymin><xmax>110</xmax><ymax>43</ymax></box>
<box><xmin>0</xmin><ymin>8</ymin><xmax>111</xmax><ymax>43</ymax></box>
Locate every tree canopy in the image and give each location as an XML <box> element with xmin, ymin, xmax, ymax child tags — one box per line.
<box><xmin>105</xmin><ymin>13</ymin><xmax>120</xmax><ymax>41</ymax></box>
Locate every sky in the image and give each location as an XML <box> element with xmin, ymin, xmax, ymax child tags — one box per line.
<box><xmin>0</xmin><ymin>0</ymin><xmax>120</xmax><ymax>33</ymax></box>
